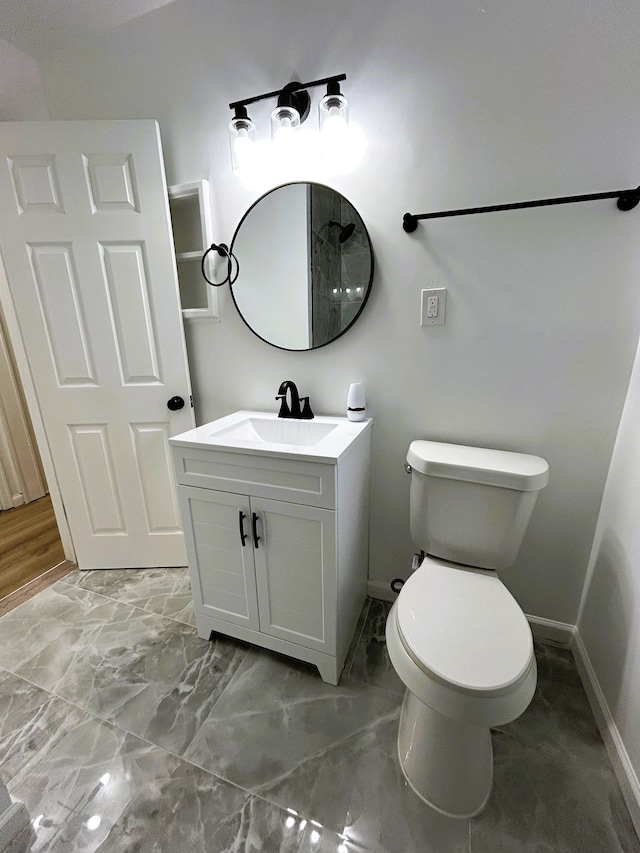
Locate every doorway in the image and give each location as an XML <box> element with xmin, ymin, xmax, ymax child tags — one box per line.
<box><xmin>0</xmin><ymin>495</ymin><xmax>67</xmax><ymax>598</ymax></box>
<box><xmin>0</xmin><ymin>306</ymin><xmax>70</xmax><ymax>607</ymax></box>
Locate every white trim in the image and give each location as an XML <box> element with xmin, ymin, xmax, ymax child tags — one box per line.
<box><xmin>571</xmin><ymin>630</ymin><xmax>640</xmax><ymax>838</ymax></box>
<box><xmin>369</xmin><ymin>585</ymin><xmax>583</xmax><ymax>646</ymax></box>
<box><xmin>525</xmin><ymin>614</ymin><xmax>575</xmax><ymax>646</ymax></box>
<box><xmin>0</xmin><ymin>464</ymin><xmax>12</xmax><ymax>510</ymax></box>
<box><xmin>0</xmin><ymin>312</ymin><xmax>46</xmax><ymax>507</ymax></box>
<box><xmin>367</xmin><ymin>579</ymin><xmax>395</xmax><ymax>602</ymax></box>
<box><xmin>0</xmin><ymin>397</ymin><xmax>22</xmax><ymax>511</ymax></box>
<box><xmin>368</xmin><ymin>575</ymin><xmax>640</xmax><ymax>836</ymax></box>
<box><xmin>0</xmin><ymin>254</ymin><xmax>75</xmax><ymax>563</ymax></box>
<box><xmin>168</xmin><ymin>180</ymin><xmax>219</xmax><ymax>321</ymax></box>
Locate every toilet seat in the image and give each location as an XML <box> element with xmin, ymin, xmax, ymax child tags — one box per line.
<box><xmin>396</xmin><ymin>557</ymin><xmax>534</xmax><ymax>698</ymax></box>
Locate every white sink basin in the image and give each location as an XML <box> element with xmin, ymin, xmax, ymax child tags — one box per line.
<box><xmin>170</xmin><ymin>410</ymin><xmax>371</xmax><ymax>461</ymax></box>
<box><xmin>211</xmin><ymin>416</ymin><xmax>339</xmax><ymax>447</ymax></box>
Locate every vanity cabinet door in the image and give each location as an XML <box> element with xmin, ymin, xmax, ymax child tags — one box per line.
<box><xmin>251</xmin><ymin>498</ymin><xmax>337</xmax><ymax>655</ymax></box>
<box><xmin>178</xmin><ymin>486</ymin><xmax>260</xmax><ymax>631</ymax></box>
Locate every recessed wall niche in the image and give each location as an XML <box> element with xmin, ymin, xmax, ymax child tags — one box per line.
<box><xmin>168</xmin><ymin>180</ymin><xmax>218</xmax><ymax>320</ymax></box>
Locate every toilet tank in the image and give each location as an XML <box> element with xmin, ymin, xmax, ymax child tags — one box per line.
<box><xmin>407</xmin><ymin>441</ymin><xmax>549</xmax><ymax>570</ymax></box>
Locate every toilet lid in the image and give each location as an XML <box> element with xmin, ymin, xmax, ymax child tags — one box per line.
<box><xmin>396</xmin><ymin>558</ymin><xmax>533</xmax><ymax>695</ymax></box>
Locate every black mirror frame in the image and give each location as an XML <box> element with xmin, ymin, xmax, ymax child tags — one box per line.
<box><xmin>229</xmin><ymin>181</ymin><xmax>374</xmax><ymax>352</ymax></box>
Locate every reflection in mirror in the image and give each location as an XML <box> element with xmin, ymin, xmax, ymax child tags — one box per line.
<box><xmin>230</xmin><ymin>183</ymin><xmax>373</xmax><ymax>351</ymax></box>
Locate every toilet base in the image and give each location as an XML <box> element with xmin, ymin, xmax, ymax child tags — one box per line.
<box><xmin>397</xmin><ymin>690</ymin><xmax>493</xmax><ymax>819</ymax></box>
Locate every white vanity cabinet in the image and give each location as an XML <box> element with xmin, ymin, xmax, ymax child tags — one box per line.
<box><xmin>170</xmin><ymin>414</ymin><xmax>371</xmax><ymax>685</ymax></box>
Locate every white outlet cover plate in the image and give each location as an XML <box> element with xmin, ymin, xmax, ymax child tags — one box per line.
<box><xmin>421</xmin><ymin>288</ymin><xmax>447</xmax><ymax>326</ymax></box>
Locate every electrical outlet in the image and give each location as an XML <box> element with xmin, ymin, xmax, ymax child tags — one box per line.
<box><xmin>421</xmin><ymin>288</ymin><xmax>447</xmax><ymax>326</ymax></box>
<box><xmin>427</xmin><ymin>295</ymin><xmax>439</xmax><ymax>317</ymax></box>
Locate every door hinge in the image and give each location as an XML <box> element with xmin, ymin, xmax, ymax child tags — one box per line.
<box><xmin>190</xmin><ymin>395</ymin><xmax>194</xmax><ymax>408</ymax></box>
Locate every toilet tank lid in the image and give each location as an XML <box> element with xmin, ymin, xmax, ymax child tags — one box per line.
<box><xmin>407</xmin><ymin>440</ymin><xmax>549</xmax><ymax>491</ymax></box>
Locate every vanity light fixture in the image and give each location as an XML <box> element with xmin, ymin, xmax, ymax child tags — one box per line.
<box><xmin>227</xmin><ymin>73</ymin><xmax>348</xmax><ymax>171</ymax></box>
<box><xmin>228</xmin><ymin>105</ymin><xmax>256</xmax><ymax>173</ymax></box>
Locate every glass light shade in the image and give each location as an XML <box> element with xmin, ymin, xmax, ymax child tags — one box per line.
<box><xmin>319</xmin><ymin>92</ymin><xmax>349</xmax><ymax>138</ymax></box>
<box><xmin>270</xmin><ymin>105</ymin><xmax>301</xmax><ymax>146</ymax></box>
<box><xmin>229</xmin><ymin>115</ymin><xmax>256</xmax><ymax>173</ymax></box>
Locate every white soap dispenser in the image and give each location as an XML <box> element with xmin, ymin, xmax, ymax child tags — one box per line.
<box><xmin>347</xmin><ymin>382</ymin><xmax>366</xmax><ymax>422</ymax></box>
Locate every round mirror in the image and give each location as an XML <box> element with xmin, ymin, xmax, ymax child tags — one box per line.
<box><xmin>230</xmin><ymin>182</ymin><xmax>373</xmax><ymax>351</ymax></box>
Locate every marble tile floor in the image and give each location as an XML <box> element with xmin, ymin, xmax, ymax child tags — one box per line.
<box><xmin>0</xmin><ymin>567</ymin><xmax>637</xmax><ymax>853</ymax></box>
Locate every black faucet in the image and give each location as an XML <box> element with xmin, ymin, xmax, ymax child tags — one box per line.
<box><xmin>276</xmin><ymin>380</ymin><xmax>314</xmax><ymax>419</ymax></box>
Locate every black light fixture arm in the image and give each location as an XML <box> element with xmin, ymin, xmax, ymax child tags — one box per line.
<box><xmin>402</xmin><ymin>185</ymin><xmax>640</xmax><ymax>232</ymax></box>
<box><xmin>229</xmin><ymin>73</ymin><xmax>346</xmax><ymax>112</ymax></box>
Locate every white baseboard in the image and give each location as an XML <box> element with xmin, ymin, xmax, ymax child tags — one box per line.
<box><xmin>367</xmin><ymin>580</ymin><xmax>395</xmax><ymax>602</ymax></box>
<box><xmin>372</xmin><ymin>592</ymin><xmax>582</xmax><ymax>648</ymax></box>
<box><xmin>368</xmin><ymin>583</ymin><xmax>640</xmax><ymax>835</ymax></box>
<box><xmin>571</xmin><ymin>630</ymin><xmax>640</xmax><ymax>839</ymax></box>
<box><xmin>526</xmin><ymin>614</ymin><xmax>575</xmax><ymax>646</ymax></box>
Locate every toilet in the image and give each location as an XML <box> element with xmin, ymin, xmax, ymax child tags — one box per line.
<box><xmin>386</xmin><ymin>439</ymin><xmax>549</xmax><ymax>819</ymax></box>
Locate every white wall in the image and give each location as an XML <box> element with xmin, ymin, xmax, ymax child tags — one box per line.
<box><xmin>0</xmin><ymin>37</ymin><xmax>47</xmax><ymax>120</ymax></box>
<box><xmin>577</xmin><ymin>328</ymin><xmax>640</xmax><ymax>792</ymax></box>
<box><xmin>8</xmin><ymin>0</ymin><xmax>640</xmax><ymax>626</ymax></box>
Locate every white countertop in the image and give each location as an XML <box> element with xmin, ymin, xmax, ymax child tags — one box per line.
<box><xmin>169</xmin><ymin>410</ymin><xmax>372</xmax><ymax>463</ymax></box>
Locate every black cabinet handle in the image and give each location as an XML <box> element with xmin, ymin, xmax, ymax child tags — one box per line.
<box><xmin>167</xmin><ymin>396</ymin><xmax>185</xmax><ymax>411</ymax></box>
<box><xmin>238</xmin><ymin>510</ymin><xmax>247</xmax><ymax>546</ymax></box>
<box><xmin>252</xmin><ymin>512</ymin><xmax>261</xmax><ymax>548</ymax></box>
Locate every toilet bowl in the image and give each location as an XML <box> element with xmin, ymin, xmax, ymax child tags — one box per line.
<box><xmin>386</xmin><ymin>558</ymin><xmax>537</xmax><ymax>818</ymax></box>
<box><xmin>387</xmin><ymin>440</ymin><xmax>549</xmax><ymax>818</ymax></box>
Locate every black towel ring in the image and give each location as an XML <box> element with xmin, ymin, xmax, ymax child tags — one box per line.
<box><xmin>201</xmin><ymin>243</ymin><xmax>239</xmax><ymax>287</ymax></box>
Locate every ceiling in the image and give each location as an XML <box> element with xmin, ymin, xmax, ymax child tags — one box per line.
<box><xmin>0</xmin><ymin>0</ymin><xmax>179</xmax><ymax>58</ymax></box>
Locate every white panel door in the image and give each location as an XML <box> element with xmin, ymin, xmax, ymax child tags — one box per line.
<box><xmin>0</xmin><ymin>120</ymin><xmax>194</xmax><ymax>568</ymax></box>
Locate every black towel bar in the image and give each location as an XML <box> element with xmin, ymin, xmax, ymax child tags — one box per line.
<box><xmin>402</xmin><ymin>185</ymin><xmax>640</xmax><ymax>232</ymax></box>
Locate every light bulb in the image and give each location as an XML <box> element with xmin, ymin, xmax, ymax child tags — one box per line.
<box><xmin>323</xmin><ymin>106</ymin><xmax>348</xmax><ymax>140</ymax></box>
<box><xmin>274</xmin><ymin>117</ymin><xmax>294</xmax><ymax>146</ymax></box>
<box><xmin>232</xmin><ymin>129</ymin><xmax>254</xmax><ymax>171</ymax></box>
<box><xmin>319</xmin><ymin>90</ymin><xmax>350</xmax><ymax>169</ymax></box>
<box><xmin>228</xmin><ymin>109</ymin><xmax>256</xmax><ymax>173</ymax></box>
<box><xmin>319</xmin><ymin>90</ymin><xmax>348</xmax><ymax>137</ymax></box>
<box><xmin>270</xmin><ymin>105</ymin><xmax>300</xmax><ymax>147</ymax></box>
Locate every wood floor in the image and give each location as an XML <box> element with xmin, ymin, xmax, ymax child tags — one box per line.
<box><xmin>0</xmin><ymin>495</ymin><xmax>68</xmax><ymax>601</ymax></box>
